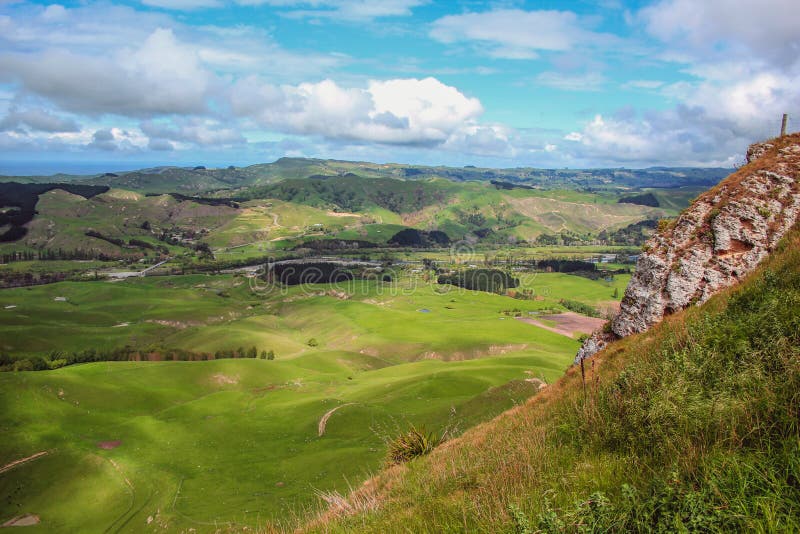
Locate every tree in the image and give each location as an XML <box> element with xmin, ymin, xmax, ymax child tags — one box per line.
<box><xmin>260</xmin><ymin>350</ymin><xmax>267</xmax><ymax>359</ymax></box>
<box><xmin>267</xmin><ymin>350</ymin><xmax>275</xmax><ymax>360</ymax></box>
<box><xmin>612</xmin><ymin>287</ymin><xmax>619</xmax><ymax>299</ymax></box>
<box><xmin>247</xmin><ymin>346</ymin><xmax>257</xmax><ymax>359</ymax></box>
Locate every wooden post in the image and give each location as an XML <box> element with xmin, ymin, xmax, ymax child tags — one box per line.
<box><xmin>781</xmin><ymin>114</ymin><xmax>788</xmax><ymax>136</ymax></box>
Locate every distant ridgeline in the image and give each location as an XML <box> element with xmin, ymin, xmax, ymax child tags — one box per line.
<box><xmin>0</xmin><ymin>182</ymin><xmax>109</xmax><ymax>242</ymax></box>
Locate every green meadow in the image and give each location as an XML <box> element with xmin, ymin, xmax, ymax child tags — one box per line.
<box><xmin>0</xmin><ymin>267</ymin><xmax>627</xmax><ymax>531</ymax></box>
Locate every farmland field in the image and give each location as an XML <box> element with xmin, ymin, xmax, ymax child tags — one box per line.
<box><xmin>0</xmin><ymin>267</ymin><xmax>624</xmax><ymax>531</ymax></box>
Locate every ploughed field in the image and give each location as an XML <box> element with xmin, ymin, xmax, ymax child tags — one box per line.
<box><xmin>0</xmin><ymin>270</ymin><xmax>626</xmax><ymax>531</ymax></box>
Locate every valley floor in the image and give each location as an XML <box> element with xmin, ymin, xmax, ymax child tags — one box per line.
<box><xmin>0</xmin><ymin>268</ymin><xmax>626</xmax><ymax>531</ymax></box>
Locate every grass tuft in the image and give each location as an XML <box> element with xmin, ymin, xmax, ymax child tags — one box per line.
<box><xmin>386</xmin><ymin>426</ymin><xmax>447</xmax><ymax>466</ymax></box>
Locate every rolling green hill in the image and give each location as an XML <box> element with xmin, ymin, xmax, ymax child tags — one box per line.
<box><xmin>0</xmin><ymin>264</ymin><xmax>632</xmax><ymax>531</ymax></box>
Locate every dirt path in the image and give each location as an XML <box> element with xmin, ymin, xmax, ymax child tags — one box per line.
<box><xmin>516</xmin><ymin>312</ymin><xmax>606</xmax><ymax>338</ymax></box>
<box><xmin>318</xmin><ymin>403</ymin><xmax>355</xmax><ymax>437</ymax></box>
<box><xmin>2</xmin><ymin>514</ymin><xmax>40</xmax><ymax>527</ymax></box>
<box><xmin>0</xmin><ymin>451</ymin><xmax>48</xmax><ymax>475</ymax></box>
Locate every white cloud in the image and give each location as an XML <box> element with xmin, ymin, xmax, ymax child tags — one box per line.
<box><xmin>87</xmin><ymin>128</ymin><xmax>145</xmax><ymax>152</ymax></box>
<box><xmin>141</xmin><ymin>118</ymin><xmax>246</xmax><ymax>146</ymax></box>
<box><xmin>231</xmin><ymin>76</ymin><xmax>491</xmax><ymax>147</ymax></box>
<box><xmin>585</xmin><ymin>0</ymin><xmax>800</xmax><ymax>166</ymax></box>
<box><xmin>639</xmin><ymin>0</ymin><xmax>800</xmax><ymax>68</ymax></box>
<box><xmin>430</xmin><ymin>9</ymin><xmax>616</xmax><ymax>59</ymax></box>
<box><xmin>0</xmin><ymin>28</ymin><xmax>212</xmax><ymax>116</ymax></box>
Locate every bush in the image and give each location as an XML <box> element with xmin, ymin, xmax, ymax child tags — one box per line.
<box><xmin>307</xmin><ymin>338</ymin><xmax>319</xmax><ymax>347</ymax></box>
<box><xmin>438</xmin><ymin>268</ymin><xmax>518</xmax><ymax>293</ymax></box>
<box><xmin>386</xmin><ymin>426</ymin><xmax>445</xmax><ymax>466</ymax></box>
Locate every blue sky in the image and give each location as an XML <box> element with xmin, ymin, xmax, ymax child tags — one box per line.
<box><xmin>1</xmin><ymin>0</ymin><xmax>798</xmax><ymax>173</ymax></box>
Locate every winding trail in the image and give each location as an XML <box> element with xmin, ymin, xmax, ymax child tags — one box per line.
<box><xmin>0</xmin><ymin>451</ymin><xmax>48</xmax><ymax>475</ymax></box>
<box><xmin>318</xmin><ymin>403</ymin><xmax>355</xmax><ymax>437</ymax></box>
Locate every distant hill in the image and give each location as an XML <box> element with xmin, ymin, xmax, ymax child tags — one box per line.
<box><xmin>0</xmin><ymin>158</ymin><xmax>732</xmax><ymax>195</ymax></box>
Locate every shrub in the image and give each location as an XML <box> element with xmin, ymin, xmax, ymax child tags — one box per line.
<box><xmin>307</xmin><ymin>338</ymin><xmax>319</xmax><ymax>347</ymax></box>
<box><xmin>386</xmin><ymin>425</ymin><xmax>445</xmax><ymax>466</ymax></box>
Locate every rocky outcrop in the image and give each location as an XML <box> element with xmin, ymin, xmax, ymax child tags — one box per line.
<box><xmin>576</xmin><ymin>135</ymin><xmax>800</xmax><ymax>363</ymax></box>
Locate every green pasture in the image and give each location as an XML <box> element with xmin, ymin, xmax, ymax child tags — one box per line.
<box><xmin>0</xmin><ymin>267</ymin><xmax>628</xmax><ymax>530</ymax></box>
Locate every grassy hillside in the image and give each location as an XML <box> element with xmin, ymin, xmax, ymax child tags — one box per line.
<box><xmin>308</xmin><ymin>224</ymin><xmax>800</xmax><ymax>533</ymax></box>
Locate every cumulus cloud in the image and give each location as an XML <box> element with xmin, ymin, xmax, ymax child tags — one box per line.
<box><xmin>430</xmin><ymin>9</ymin><xmax>617</xmax><ymax>59</ymax></box>
<box><xmin>561</xmin><ymin>0</ymin><xmax>800</xmax><ymax>167</ymax></box>
<box><xmin>638</xmin><ymin>0</ymin><xmax>800</xmax><ymax>68</ymax></box>
<box><xmin>231</xmin><ymin>76</ymin><xmax>490</xmax><ymax>146</ymax></box>
<box><xmin>564</xmin><ymin>104</ymin><xmax>770</xmax><ymax>167</ymax></box>
<box><xmin>86</xmin><ymin>127</ymin><xmax>146</xmax><ymax>152</ymax></box>
<box><xmin>0</xmin><ymin>28</ymin><xmax>213</xmax><ymax>116</ymax></box>
<box><xmin>88</xmin><ymin>128</ymin><xmax>117</xmax><ymax>151</ymax></box>
<box><xmin>0</xmin><ymin>107</ymin><xmax>79</xmax><ymax>132</ymax></box>
<box><xmin>141</xmin><ymin>118</ymin><xmax>246</xmax><ymax>146</ymax></box>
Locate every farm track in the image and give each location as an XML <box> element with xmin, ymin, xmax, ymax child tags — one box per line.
<box><xmin>318</xmin><ymin>403</ymin><xmax>356</xmax><ymax>436</ymax></box>
<box><xmin>0</xmin><ymin>450</ymin><xmax>49</xmax><ymax>474</ymax></box>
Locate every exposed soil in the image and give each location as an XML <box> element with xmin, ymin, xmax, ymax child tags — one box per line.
<box><xmin>517</xmin><ymin>312</ymin><xmax>606</xmax><ymax>338</ymax></box>
<box><xmin>326</xmin><ymin>211</ymin><xmax>360</xmax><ymax>218</ymax></box>
<box><xmin>211</xmin><ymin>373</ymin><xmax>239</xmax><ymax>385</ymax></box>
<box><xmin>1</xmin><ymin>514</ymin><xmax>40</xmax><ymax>527</ymax></box>
<box><xmin>97</xmin><ymin>440</ymin><xmax>122</xmax><ymax>450</ymax></box>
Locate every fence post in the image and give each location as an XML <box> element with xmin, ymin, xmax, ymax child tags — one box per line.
<box><xmin>781</xmin><ymin>114</ymin><xmax>788</xmax><ymax>136</ymax></box>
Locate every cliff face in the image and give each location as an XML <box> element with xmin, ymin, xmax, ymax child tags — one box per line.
<box><xmin>576</xmin><ymin>134</ymin><xmax>800</xmax><ymax>362</ymax></box>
